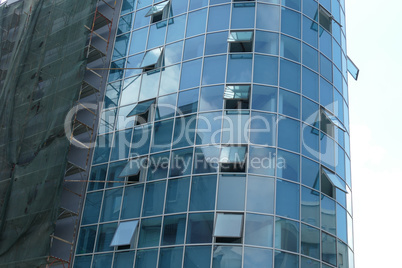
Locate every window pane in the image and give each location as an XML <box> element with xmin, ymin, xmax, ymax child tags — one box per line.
<box><xmin>155</xmin><ymin>93</ymin><xmax>176</xmax><ymax>121</ymax></box>
<box><xmin>88</xmin><ymin>164</ymin><xmax>106</xmax><ymax>191</ymax></box>
<box><xmin>255</xmin><ymin>31</ymin><xmax>278</xmax><ymax>55</ymax></box>
<box><xmin>130</xmin><ymin>124</ymin><xmax>152</xmax><ymax>157</ymax></box>
<box><xmin>151</xmin><ymin>119</ymin><xmax>174</xmax><ymax>153</ymax></box>
<box><xmin>245</xmin><ymin>213</ymin><xmax>273</xmax><ymax>247</ymax></box>
<box><xmin>231</xmin><ymin>4</ymin><xmax>255</xmax><ymax>29</ymax></box>
<box><xmin>112</xmin><ymin>34</ymin><xmax>129</xmax><ymax>60</ymax></box>
<box><xmin>186</xmin><ymin>8</ymin><xmax>207</xmax><ymax>37</ymax></box>
<box><xmin>187</xmin><ymin>213</ymin><xmax>214</xmax><ymax>243</ymax></box>
<box><xmin>199</xmin><ymin>85</ymin><xmax>224</xmax><ymax>112</ymax></box>
<box><xmin>142</xmin><ymin>181</ymin><xmax>166</xmax><ymax>217</ymax></box>
<box><xmin>301</xmin><ymin>157</ymin><xmax>319</xmax><ymax>189</ymax></box>
<box><xmin>248</xmin><ymin>146</ymin><xmax>276</xmax><ymax>176</ymax></box>
<box><xmin>106</xmin><ymin>161</ymin><xmax>126</xmax><ymax>187</ymax></box>
<box><xmin>147</xmin><ymin>152</ymin><xmax>169</xmax><ymax>181</ymax></box>
<box><xmin>76</xmin><ymin>226</ymin><xmax>97</xmax><ymax>254</ymax></box>
<box><xmin>280</xmin><ymin>59</ymin><xmax>301</xmax><ymax>92</ymax></box>
<box><xmin>256</xmin><ymin>3</ymin><xmax>280</xmax><ymax>31</ymax></box>
<box><xmin>170</xmin><ymin>148</ymin><xmax>193</xmax><ymax>177</ymax></box>
<box><xmin>184</xmin><ymin>35</ymin><xmax>204</xmax><ymax>60</ymax></box>
<box><xmin>159</xmin><ymin>247</ymin><xmax>184</xmax><ymax>268</ymax></box>
<box><xmin>208</xmin><ymin>4</ymin><xmax>230</xmax><ymax>32</ymax></box>
<box><xmin>162</xmin><ymin>214</ymin><xmax>187</xmax><ymax>245</ymax></box>
<box><xmin>227</xmin><ymin>56</ymin><xmax>252</xmax><ymax>83</ymax></box>
<box><xmin>278</xmin><ymin>116</ymin><xmax>300</xmax><ymax>153</ymax></box>
<box><xmin>274</xmin><ymin>251</ymin><xmax>299</xmax><ymax>267</ymax></box>
<box><xmin>110</xmin><ymin>129</ymin><xmax>132</xmax><ymax>161</ymax></box>
<box><xmin>177</xmin><ymin>88</ymin><xmax>199</xmax><ymax>115</ymax></box>
<box><xmin>303</xmin><ymin>43</ymin><xmax>318</xmax><ymax>71</ymax></box>
<box><xmin>114</xmin><ymin>251</ymin><xmax>134</xmax><ymax>268</ymax></box>
<box><xmin>244</xmin><ymin>247</ymin><xmax>273</xmax><ymax>268</ymax></box>
<box><xmin>249</xmin><ymin>112</ymin><xmax>276</xmax><ymax>146</ymax></box>
<box><xmin>276</xmin><ymin>179</ymin><xmax>299</xmax><ymax>220</ymax></box>
<box><xmin>180</xmin><ymin>58</ymin><xmax>202</xmax><ymax>90</ymax></box>
<box><xmin>184</xmin><ymin>246</ymin><xmax>212</xmax><ymax>268</ymax></box>
<box><xmin>301</xmin><ymin>186</ymin><xmax>320</xmax><ymax>228</ymax></box>
<box><xmin>205</xmin><ymin>31</ymin><xmax>228</xmax><ymax>55</ymax></box>
<box><xmin>165</xmin><ymin>177</ymin><xmax>190</xmax><ymax>213</ymax></box>
<box><xmin>222</xmin><ymin>114</ymin><xmax>249</xmax><ymax>144</ymax></box>
<box><xmin>74</xmin><ymin>256</ymin><xmax>92</xmax><ymax>268</ymax></box>
<box><xmin>213</xmin><ymin>246</ymin><xmax>242</xmax><ymax>268</ymax></box>
<box><xmin>321</xmin><ymin>195</ymin><xmax>336</xmax><ymax>235</ymax></box>
<box><xmin>322</xmin><ymin>232</ymin><xmax>337</xmax><ymax>266</ymax></box>
<box><xmin>82</xmin><ymin>191</ymin><xmax>103</xmax><ymax>225</ymax></box>
<box><xmin>190</xmin><ymin>175</ymin><xmax>217</xmax><ymax>211</ymax></box>
<box><xmin>277</xmin><ymin>149</ymin><xmax>300</xmax><ymax>182</ymax></box>
<box><xmin>166</xmin><ymin>14</ymin><xmax>186</xmax><ymax>43</ymax></box>
<box><xmin>172</xmin><ymin>115</ymin><xmax>196</xmax><ymax>148</ymax></box>
<box><xmin>196</xmin><ymin>112</ymin><xmax>222</xmax><ymax>145</ymax></box>
<box><xmin>135</xmin><ymin>249</ymin><xmax>157</xmax><ymax>268</ymax></box>
<box><xmin>121</xmin><ymin>76</ymin><xmax>141</xmax><ymax>106</ymax></box>
<box><xmin>217</xmin><ymin>175</ymin><xmax>246</xmax><ymax>210</ymax></box>
<box><xmin>301</xmin><ymin>223</ymin><xmax>320</xmax><ymax>260</ymax></box>
<box><xmin>275</xmin><ymin>218</ymin><xmax>299</xmax><ymax>253</ymax></box>
<box><xmin>337</xmin><ymin>204</ymin><xmax>348</xmax><ymax>243</ymax></box>
<box><xmin>281</xmin><ymin>7</ymin><xmax>301</xmax><ymax>38</ymax></box>
<box><xmin>121</xmin><ymin>184</ymin><xmax>144</xmax><ymax>219</ymax></box>
<box><xmin>202</xmin><ymin>55</ymin><xmax>227</xmax><ymax>85</ymax></box>
<box><xmin>129</xmin><ymin>28</ymin><xmax>147</xmax><ymax>55</ymax></box>
<box><xmin>214</xmin><ymin>213</ymin><xmax>243</xmax><ymax>238</ymax></box>
<box><xmin>95</xmin><ymin>223</ymin><xmax>117</xmax><ymax>252</ymax></box>
<box><xmin>193</xmin><ymin>146</ymin><xmax>220</xmax><ymax>174</ymax></box>
<box><xmin>160</xmin><ymin>64</ymin><xmax>181</xmax><ymax>95</ymax></box>
<box><xmin>279</xmin><ymin>89</ymin><xmax>300</xmax><ymax>119</ymax></box>
<box><xmin>138</xmin><ymin>217</ymin><xmax>162</xmax><ymax>248</ymax></box>
<box><xmin>281</xmin><ymin>35</ymin><xmax>300</xmax><ymax>62</ymax></box>
<box><xmin>110</xmin><ymin>220</ymin><xmax>139</xmax><ymax>246</ymax></box>
<box><xmin>100</xmin><ymin>188</ymin><xmax>123</xmax><ymax>222</ymax></box>
<box><xmin>93</xmin><ymin>254</ymin><xmax>113</xmax><ymax>268</ymax></box>
<box><xmin>254</xmin><ymin>55</ymin><xmax>278</xmax><ymax>86</ymax></box>
<box><xmin>302</xmin><ymin>67</ymin><xmax>318</xmax><ymax>102</ymax></box>
<box><xmin>247</xmin><ymin>175</ymin><xmax>274</xmax><ymax>214</ymax></box>
<box><xmin>251</xmin><ymin>85</ymin><xmax>277</xmax><ymax>112</ymax></box>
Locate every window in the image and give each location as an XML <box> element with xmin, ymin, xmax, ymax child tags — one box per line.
<box><xmin>321</xmin><ymin>167</ymin><xmax>346</xmax><ymax>199</ymax></box>
<box><xmin>347</xmin><ymin>56</ymin><xmax>359</xmax><ymax>80</ymax></box>
<box><xmin>127</xmin><ymin>99</ymin><xmax>155</xmax><ymax>125</ymax></box>
<box><xmin>145</xmin><ymin>1</ymin><xmax>170</xmax><ymax>23</ymax></box>
<box><xmin>214</xmin><ymin>213</ymin><xmax>243</xmax><ymax>243</ymax></box>
<box><xmin>224</xmin><ymin>85</ymin><xmax>250</xmax><ymax>110</ymax></box>
<box><xmin>110</xmin><ymin>220</ymin><xmax>139</xmax><ymax>249</ymax></box>
<box><xmin>119</xmin><ymin>158</ymin><xmax>147</xmax><ymax>183</ymax></box>
<box><xmin>140</xmin><ymin>47</ymin><xmax>164</xmax><ymax>71</ymax></box>
<box><xmin>320</xmin><ymin>107</ymin><xmax>346</xmax><ymax>138</ymax></box>
<box><xmin>228</xmin><ymin>31</ymin><xmax>254</xmax><ymax>53</ymax></box>
<box><xmin>219</xmin><ymin>146</ymin><xmax>247</xmax><ymax>172</ymax></box>
<box><xmin>312</xmin><ymin>5</ymin><xmax>332</xmax><ymax>34</ymax></box>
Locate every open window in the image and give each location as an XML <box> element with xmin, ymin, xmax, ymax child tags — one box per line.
<box><xmin>347</xmin><ymin>56</ymin><xmax>359</xmax><ymax>80</ymax></box>
<box><xmin>127</xmin><ymin>99</ymin><xmax>155</xmax><ymax>125</ymax></box>
<box><xmin>145</xmin><ymin>0</ymin><xmax>170</xmax><ymax>23</ymax></box>
<box><xmin>224</xmin><ymin>85</ymin><xmax>250</xmax><ymax>110</ymax></box>
<box><xmin>320</xmin><ymin>107</ymin><xmax>346</xmax><ymax>137</ymax></box>
<box><xmin>219</xmin><ymin>145</ymin><xmax>247</xmax><ymax>172</ymax></box>
<box><xmin>118</xmin><ymin>157</ymin><xmax>147</xmax><ymax>183</ymax></box>
<box><xmin>213</xmin><ymin>213</ymin><xmax>243</xmax><ymax>243</ymax></box>
<box><xmin>110</xmin><ymin>220</ymin><xmax>139</xmax><ymax>249</ymax></box>
<box><xmin>228</xmin><ymin>31</ymin><xmax>254</xmax><ymax>53</ymax></box>
<box><xmin>321</xmin><ymin>167</ymin><xmax>346</xmax><ymax>198</ymax></box>
<box><xmin>140</xmin><ymin>47</ymin><xmax>164</xmax><ymax>71</ymax></box>
<box><xmin>311</xmin><ymin>5</ymin><xmax>333</xmax><ymax>34</ymax></box>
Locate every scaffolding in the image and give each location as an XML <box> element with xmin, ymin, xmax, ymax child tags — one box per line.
<box><xmin>0</xmin><ymin>0</ymin><xmax>119</xmax><ymax>267</ymax></box>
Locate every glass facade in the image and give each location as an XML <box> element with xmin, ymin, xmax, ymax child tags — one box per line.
<box><xmin>74</xmin><ymin>0</ymin><xmax>354</xmax><ymax>267</ymax></box>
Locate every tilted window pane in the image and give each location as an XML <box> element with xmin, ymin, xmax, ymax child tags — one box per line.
<box><xmin>118</xmin><ymin>158</ymin><xmax>145</xmax><ymax>179</ymax></box>
<box><xmin>228</xmin><ymin>31</ymin><xmax>253</xmax><ymax>42</ymax></box>
<box><xmin>145</xmin><ymin>1</ymin><xmax>170</xmax><ymax>16</ymax></box>
<box><xmin>322</xmin><ymin>110</ymin><xmax>346</xmax><ymax>132</ymax></box>
<box><xmin>319</xmin><ymin>6</ymin><xmax>332</xmax><ymax>33</ymax></box>
<box><xmin>140</xmin><ymin>47</ymin><xmax>163</xmax><ymax>68</ymax></box>
<box><xmin>223</xmin><ymin>85</ymin><xmax>250</xmax><ymax>99</ymax></box>
<box><xmin>127</xmin><ymin>99</ymin><xmax>155</xmax><ymax>117</ymax></box>
<box><xmin>322</xmin><ymin>167</ymin><xmax>346</xmax><ymax>192</ymax></box>
<box><xmin>214</xmin><ymin>213</ymin><xmax>243</xmax><ymax>238</ymax></box>
<box><xmin>347</xmin><ymin>56</ymin><xmax>359</xmax><ymax>80</ymax></box>
<box><xmin>110</xmin><ymin>220</ymin><xmax>139</xmax><ymax>247</ymax></box>
<box><xmin>219</xmin><ymin>146</ymin><xmax>247</xmax><ymax>163</ymax></box>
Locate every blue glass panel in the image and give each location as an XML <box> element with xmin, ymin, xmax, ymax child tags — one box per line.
<box><xmin>208</xmin><ymin>4</ymin><xmax>230</xmax><ymax>32</ymax></box>
<box><xmin>320</xmin><ymin>54</ymin><xmax>332</xmax><ymax>82</ymax></box>
<box><xmin>162</xmin><ymin>215</ymin><xmax>186</xmax><ymax>245</ymax></box>
<box><xmin>76</xmin><ymin>226</ymin><xmax>97</xmax><ymax>254</ymax></box>
<box><xmin>100</xmin><ymin>188</ymin><xmax>122</xmax><ymax>222</ymax></box>
<box><xmin>108</xmin><ymin>59</ymin><xmax>125</xmax><ymax>82</ymax></box>
<box><xmin>184</xmin><ymin>35</ymin><xmax>204</xmax><ymax>60</ymax></box>
<box><xmin>222</xmin><ymin>114</ymin><xmax>249</xmax><ymax>144</ymax></box>
<box><xmin>248</xmin><ymin>146</ymin><xmax>276</xmax><ymax>176</ymax></box>
<box><xmin>129</xmin><ymin>28</ymin><xmax>148</xmax><ymax>55</ymax></box>
<box><xmin>251</xmin><ymin>85</ymin><xmax>277</xmax><ymax>112</ymax></box>
<box><xmin>137</xmin><ymin>0</ymin><xmax>152</xmax><ymax>9</ymax></box>
<box><xmin>231</xmin><ymin>3</ymin><xmax>255</xmax><ymax>29</ymax></box>
<box><xmin>92</xmin><ymin>134</ymin><xmax>112</xmax><ymax>164</ymax></box>
<box><xmin>249</xmin><ymin>111</ymin><xmax>276</xmax><ymax>146</ymax></box>
<box><xmin>130</xmin><ymin>124</ymin><xmax>152</xmax><ymax>157</ymax></box>
<box><xmin>302</xmin><ymin>43</ymin><xmax>318</xmax><ymax>71</ymax></box>
<box><xmin>256</xmin><ymin>3</ymin><xmax>280</xmax><ymax>31</ymax></box>
<box><xmin>321</xmin><ymin>195</ymin><xmax>336</xmax><ymax>235</ymax></box>
<box><xmin>282</xmin><ymin>0</ymin><xmax>300</xmax><ymax>10</ymax></box>
<box><xmin>193</xmin><ymin>146</ymin><xmax>220</xmax><ymax>174</ymax></box>
<box><xmin>133</xmin><ymin>9</ymin><xmax>150</xmax><ymax>30</ymax></box>
<box><xmin>172</xmin><ymin>115</ymin><xmax>196</xmax><ymax>148</ymax></box>
<box><xmin>336</xmin><ymin>144</ymin><xmax>345</xmax><ymax>179</ymax></box>
<box><xmin>281</xmin><ymin>35</ymin><xmax>300</xmax><ymax>62</ymax></box>
<box><xmin>189</xmin><ymin>175</ymin><xmax>217</xmax><ymax>211</ymax></box>
<box><xmin>274</xmin><ymin>250</ymin><xmax>299</xmax><ymax>268</ymax></box>
<box><xmin>196</xmin><ymin>112</ymin><xmax>222</xmax><ymax>145</ymax></box>
<box><xmin>147</xmin><ymin>152</ymin><xmax>170</xmax><ymax>181</ymax></box>
<box><xmin>202</xmin><ymin>55</ymin><xmax>227</xmax><ymax>85</ymax></box>
<box><xmin>110</xmin><ymin>129</ymin><xmax>132</xmax><ymax>161</ymax></box>
<box><xmin>302</xmin><ymin>16</ymin><xmax>318</xmax><ymax>48</ymax></box>
<box><xmin>160</xmin><ymin>64</ymin><xmax>181</xmax><ymax>95</ymax></box>
<box><xmin>280</xmin><ymin>59</ymin><xmax>301</xmax><ymax>92</ymax></box>
<box><xmin>177</xmin><ymin>88</ymin><xmax>199</xmax><ymax>115</ymax></box>
<box><xmin>82</xmin><ymin>191</ymin><xmax>103</xmax><ymax>225</ymax></box>
<box><xmin>187</xmin><ymin>213</ymin><xmax>214</xmax><ymax>243</ymax></box>
<box><xmin>138</xmin><ymin>217</ymin><xmax>162</xmax><ymax>248</ymax></box>
<box><xmin>278</xmin><ymin>116</ymin><xmax>300</xmax><ymax>153</ymax></box>
<box><xmin>104</xmin><ymin>81</ymin><xmax>121</xmax><ymax>109</ymax></box>
<box><xmin>155</xmin><ymin>93</ymin><xmax>177</xmax><ymax>120</ymax></box>
<box><xmin>213</xmin><ymin>246</ymin><xmax>242</xmax><ymax>268</ymax></box>
<box><xmin>301</xmin><ymin>186</ymin><xmax>320</xmax><ymax>227</ymax></box>
<box><xmin>227</xmin><ymin>56</ymin><xmax>252</xmax><ymax>83</ymax></box>
<box><xmin>170</xmin><ymin>148</ymin><xmax>193</xmax><ymax>177</ymax></box>
<box><xmin>275</xmin><ymin>219</ymin><xmax>300</xmax><ymax>253</ymax></box>
<box><xmin>217</xmin><ymin>175</ymin><xmax>246</xmax><ymax>210</ymax></box>
<box><xmin>121</xmin><ymin>76</ymin><xmax>141</xmax><ymax>105</ymax></box>
<box><xmin>247</xmin><ymin>175</ymin><xmax>274</xmax><ymax>214</ymax></box>
<box><xmin>113</xmin><ymin>34</ymin><xmax>130</xmax><ymax>60</ymax></box>
<box><xmin>121</xmin><ymin>0</ymin><xmax>135</xmax><ymax>15</ymax></box>
<box><xmin>205</xmin><ymin>31</ymin><xmax>228</xmax><ymax>55</ymax></box>
<box><xmin>171</xmin><ymin>0</ymin><xmax>188</xmax><ymax>15</ymax></box>
<box><xmin>114</xmin><ymin>251</ymin><xmax>134</xmax><ymax>268</ymax></box>
<box><xmin>142</xmin><ymin>181</ymin><xmax>166</xmax><ymax>216</ymax></box>
<box><xmin>255</xmin><ymin>31</ymin><xmax>279</xmax><ymax>55</ymax></box>
<box><xmin>166</xmin><ymin>14</ymin><xmax>186</xmax><ymax>43</ymax></box>
<box><xmin>139</xmin><ymin>71</ymin><xmax>160</xmax><ymax>101</ymax></box>
<box><xmin>301</xmin><ymin>157</ymin><xmax>319</xmax><ymax>189</ymax></box>
<box><xmin>165</xmin><ymin>177</ymin><xmax>190</xmax><ymax>214</ymax></box>
<box><xmin>277</xmin><ymin>149</ymin><xmax>300</xmax><ymax>182</ymax></box>
<box><xmin>189</xmin><ymin>0</ymin><xmax>208</xmax><ymax>10</ymax></box>
<box><xmin>88</xmin><ymin>164</ymin><xmax>106</xmax><ymax>191</ymax></box>
<box><xmin>93</xmin><ymin>254</ymin><xmax>112</xmax><ymax>268</ymax></box>
<box><xmin>333</xmin><ymin>41</ymin><xmax>342</xmax><ymax>71</ymax></box>
<box><xmin>245</xmin><ymin>214</ymin><xmax>274</xmax><ymax>247</ymax></box>
<box><xmin>184</xmin><ymin>246</ymin><xmax>212</xmax><ymax>268</ymax></box>
<box><xmin>121</xmin><ymin>184</ymin><xmax>144</xmax><ymax>219</ymax></box>
<box><xmin>303</xmin><ymin>0</ymin><xmax>318</xmax><ymax>20</ymax></box>
<box><xmin>254</xmin><ymin>55</ymin><xmax>278</xmax><ymax>86</ymax></box>
<box><xmin>302</xmin><ymin>67</ymin><xmax>319</xmax><ymax>102</ymax></box>
<box><xmin>322</xmin><ymin>233</ymin><xmax>337</xmax><ymax>266</ymax></box>
<box><xmin>281</xmin><ymin>7</ymin><xmax>301</xmax><ymax>38</ymax></box>
<box><xmin>165</xmin><ymin>41</ymin><xmax>183</xmax><ymax>65</ymax></box>
<box><xmin>301</xmin><ymin>223</ymin><xmax>320</xmax><ymax>260</ymax></box>
<box><xmin>135</xmin><ymin>249</ymin><xmax>157</xmax><ymax>268</ymax></box>
<box><xmin>186</xmin><ymin>8</ymin><xmax>207</xmax><ymax>37</ymax></box>
<box><xmin>276</xmin><ymin>180</ymin><xmax>300</xmax><ymax>219</ymax></box>
<box><xmin>180</xmin><ymin>58</ymin><xmax>202</xmax><ymax>90</ymax></box>
<box><xmin>159</xmin><ymin>247</ymin><xmax>184</xmax><ymax>268</ymax></box>
<box><xmin>302</xmin><ymin>124</ymin><xmax>319</xmax><ymax>161</ymax></box>
<box><xmin>321</xmin><ymin>134</ymin><xmax>335</xmax><ymax>170</ymax></box>
<box><xmin>279</xmin><ymin>89</ymin><xmax>300</xmax><ymax>118</ymax></box>
<box><xmin>302</xmin><ymin>97</ymin><xmax>319</xmax><ymax>127</ymax></box>
<box><xmin>337</xmin><ymin>204</ymin><xmax>348</xmax><ymax>243</ymax></box>
<box><xmin>151</xmin><ymin>119</ymin><xmax>174</xmax><ymax>153</ymax></box>
<box><xmin>199</xmin><ymin>85</ymin><xmax>224</xmax><ymax>112</ymax></box>
<box><xmin>74</xmin><ymin>256</ymin><xmax>92</xmax><ymax>268</ymax></box>
<box><xmin>244</xmin><ymin>247</ymin><xmax>273</xmax><ymax>268</ymax></box>
<box><xmin>95</xmin><ymin>223</ymin><xmax>117</xmax><ymax>252</ymax></box>
<box><xmin>99</xmin><ymin>109</ymin><xmax>117</xmax><ymax>134</ymax></box>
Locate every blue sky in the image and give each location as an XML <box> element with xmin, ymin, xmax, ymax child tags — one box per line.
<box><xmin>347</xmin><ymin>0</ymin><xmax>402</xmax><ymax>267</ymax></box>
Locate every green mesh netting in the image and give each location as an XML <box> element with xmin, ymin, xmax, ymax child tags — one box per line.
<box><xmin>0</xmin><ymin>0</ymin><xmax>97</xmax><ymax>266</ymax></box>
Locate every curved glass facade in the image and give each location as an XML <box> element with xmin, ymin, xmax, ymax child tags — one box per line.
<box><xmin>74</xmin><ymin>0</ymin><xmax>354</xmax><ymax>267</ymax></box>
